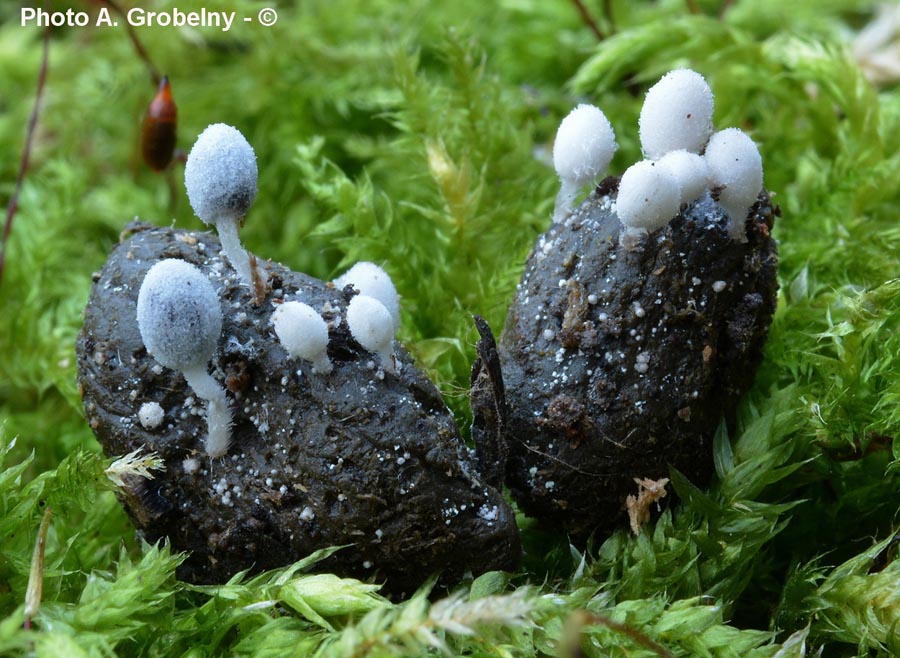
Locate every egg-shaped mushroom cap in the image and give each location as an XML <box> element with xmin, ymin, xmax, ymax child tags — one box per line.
<box><xmin>616</xmin><ymin>160</ymin><xmax>681</xmax><ymax>231</ymax></box>
<box><xmin>553</xmin><ymin>104</ymin><xmax>618</xmax><ymax>187</ymax></box>
<box><xmin>346</xmin><ymin>295</ymin><xmax>394</xmax><ymax>354</ymax></box>
<box><xmin>137</xmin><ymin>259</ymin><xmax>222</xmax><ymax>371</ymax></box>
<box><xmin>639</xmin><ymin>69</ymin><xmax>715</xmax><ymax>160</ymax></box>
<box><xmin>334</xmin><ymin>262</ymin><xmax>400</xmax><ymax>329</ymax></box>
<box><xmin>272</xmin><ymin>301</ymin><xmax>329</xmax><ymax>362</ymax></box>
<box><xmin>184</xmin><ymin>123</ymin><xmax>258</xmax><ymax>225</ymax></box>
<box><xmin>704</xmin><ymin>127</ymin><xmax>763</xmax><ymax>211</ymax></box>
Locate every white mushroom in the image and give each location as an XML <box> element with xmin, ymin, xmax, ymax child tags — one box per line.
<box><xmin>346</xmin><ymin>295</ymin><xmax>396</xmax><ymax>374</ymax></box>
<box><xmin>615</xmin><ymin>160</ymin><xmax>681</xmax><ymax>249</ymax></box>
<box><xmin>333</xmin><ymin>262</ymin><xmax>400</xmax><ymax>329</ymax></box>
<box><xmin>136</xmin><ymin>259</ymin><xmax>232</xmax><ymax>458</ymax></box>
<box><xmin>704</xmin><ymin>128</ymin><xmax>763</xmax><ymax>242</ymax></box>
<box><xmin>184</xmin><ymin>123</ymin><xmax>261</xmax><ymax>287</ymax></box>
<box><xmin>552</xmin><ymin>104</ymin><xmax>617</xmax><ymax>223</ymax></box>
<box><xmin>657</xmin><ymin>149</ymin><xmax>711</xmax><ymax>206</ymax></box>
<box><xmin>639</xmin><ymin>69</ymin><xmax>715</xmax><ymax>159</ymax></box>
<box><xmin>272</xmin><ymin>301</ymin><xmax>332</xmax><ymax>374</ymax></box>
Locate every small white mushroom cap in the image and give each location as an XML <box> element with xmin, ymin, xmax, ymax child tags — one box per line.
<box><xmin>704</xmin><ymin>128</ymin><xmax>763</xmax><ymax>241</ymax></box>
<box><xmin>138</xmin><ymin>402</ymin><xmax>165</xmax><ymax>430</ymax></box>
<box><xmin>346</xmin><ymin>294</ymin><xmax>396</xmax><ymax>373</ymax></box>
<box><xmin>184</xmin><ymin>123</ymin><xmax>258</xmax><ymax>225</ymax></box>
<box><xmin>639</xmin><ymin>69</ymin><xmax>715</xmax><ymax>159</ymax></box>
<box><xmin>657</xmin><ymin>149</ymin><xmax>710</xmax><ymax>206</ymax></box>
<box><xmin>553</xmin><ymin>104</ymin><xmax>618</xmax><ymax>187</ymax></box>
<box><xmin>616</xmin><ymin>160</ymin><xmax>681</xmax><ymax>238</ymax></box>
<box><xmin>137</xmin><ymin>259</ymin><xmax>222</xmax><ymax>370</ymax></box>
<box><xmin>333</xmin><ymin>262</ymin><xmax>400</xmax><ymax>328</ymax></box>
<box><xmin>552</xmin><ymin>104</ymin><xmax>618</xmax><ymax>223</ymax></box>
<box><xmin>272</xmin><ymin>301</ymin><xmax>332</xmax><ymax>374</ymax></box>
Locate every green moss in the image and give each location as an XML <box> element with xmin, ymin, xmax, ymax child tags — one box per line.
<box><xmin>2</xmin><ymin>0</ymin><xmax>900</xmax><ymax>655</ymax></box>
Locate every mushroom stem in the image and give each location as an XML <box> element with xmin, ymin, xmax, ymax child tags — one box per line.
<box><xmin>553</xmin><ymin>179</ymin><xmax>580</xmax><ymax>223</ymax></box>
<box><xmin>182</xmin><ymin>364</ymin><xmax>232</xmax><ymax>458</ymax></box>
<box><xmin>217</xmin><ymin>216</ymin><xmax>264</xmax><ymax>287</ymax></box>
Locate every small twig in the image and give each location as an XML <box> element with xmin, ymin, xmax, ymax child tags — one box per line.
<box><xmin>96</xmin><ymin>0</ymin><xmax>161</xmax><ymax>86</ymax></box>
<box><xmin>570</xmin><ymin>0</ymin><xmax>606</xmax><ymax>42</ymax></box>
<box><xmin>685</xmin><ymin>0</ymin><xmax>701</xmax><ymax>14</ymax></box>
<box><xmin>24</xmin><ymin>506</ymin><xmax>52</xmax><ymax>630</ymax></box>
<box><xmin>0</xmin><ymin>14</ymin><xmax>50</xmax><ymax>289</ymax></box>
<box><xmin>561</xmin><ymin>609</ymin><xmax>675</xmax><ymax>658</ymax></box>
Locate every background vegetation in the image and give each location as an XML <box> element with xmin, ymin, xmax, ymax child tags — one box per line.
<box><xmin>2</xmin><ymin>0</ymin><xmax>900</xmax><ymax>655</ymax></box>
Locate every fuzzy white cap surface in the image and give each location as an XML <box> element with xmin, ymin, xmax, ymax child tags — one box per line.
<box><xmin>137</xmin><ymin>259</ymin><xmax>222</xmax><ymax>371</ymax></box>
<box><xmin>704</xmin><ymin>128</ymin><xmax>763</xmax><ymax>214</ymax></box>
<box><xmin>616</xmin><ymin>160</ymin><xmax>681</xmax><ymax>231</ymax></box>
<box><xmin>658</xmin><ymin>149</ymin><xmax>711</xmax><ymax>206</ymax></box>
<box><xmin>138</xmin><ymin>401</ymin><xmax>165</xmax><ymax>430</ymax></box>
<box><xmin>346</xmin><ymin>295</ymin><xmax>394</xmax><ymax>356</ymax></box>
<box><xmin>553</xmin><ymin>104</ymin><xmax>618</xmax><ymax>187</ymax></box>
<box><xmin>334</xmin><ymin>262</ymin><xmax>400</xmax><ymax>328</ymax></box>
<box><xmin>639</xmin><ymin>69</ymin><xmax>715</xmax><ymax>159</ymax></box>
<box><xmin>184</xmin><ymin>123</ymin><xmax>258</xmax><ymax>225</ymax></box>
<box><xmin>272</xmin><ymin>301</ymin><xmax>331</xmax><ymax>371</ymax></box>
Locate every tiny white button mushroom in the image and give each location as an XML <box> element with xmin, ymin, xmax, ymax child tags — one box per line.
<box><xmin>272</xmin><ymin>301</ymin><xmax>332</xmax><ymax>374</ymax></box>
<box><xmin>704</xmin><ymin>127</ymin><xmax>763</xmax><ymax>242</ymax></box>
<box><xmin>657</xmin><ymin>149</ymin><xmax>710</xmax><ymax>206</ymax></box>
<box><xmin>616</xmin><ymin>160</ymin><xmax>680</xmax><ymax>249</ymax></box>
<box><xmin>346</xmin><ymin>295</ymin><xmax>396</xmax><ymax>374</ymax></box>
<box><xmin>136</xmin><ymin>259</ymin><xmax>232</xmax><ymax>458</ymax></box>
<box><xmin>184</xmin><ymin>123</ymin><xmax>262</xmax><ymax>287</ymax></box>
<box><xmin>552</xmin><ymin>104</ymin><xmax>617</xmax><ymax>223</ymax></box>
<box><xmin>333</xmin><ymin>262</ymin><xmax>400</xmax><ymax>329</ymax></box>
<box><xmin>639</xmin><ymin>69</ymin><xmax>715</xmax><ymax>160</ymax></box>
<box><xmin>138</xmin><ymin>401</ymin><xmax>165</xmax><ymax>430</ymax></box>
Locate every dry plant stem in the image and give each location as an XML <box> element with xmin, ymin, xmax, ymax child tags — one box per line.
<box><xmin>570</xmin><ymin>0</ymin><xmax>606</xmax><ymax>41</ymax></box>
<box><xmin>97</xmin><ymin>0</ymin><xmax>161</xmax><ymax>85</ymax></box>
<box><xmin>24</xmin><ymin>507</ymin><xmax>52</xmax><ymax>630</ymax></box>
<box><xmin>685</xmin><ymin>0</ymin><xmax>700</xmax><ymax>14</ymax></box>
<box><xmin>0</xmin><ymin>16</ymin><xmax>50</xmax><ymax>289</ymax></box>
<box><xmin>561</xmin><ymin>610</ymin><xmax>675</xmax><ymax>658</ymax></box>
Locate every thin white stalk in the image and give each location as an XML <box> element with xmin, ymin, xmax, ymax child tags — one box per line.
<box><xmin>183</xmin><ymin>364</ymin><xmax>232</xmax><ymax>458</ymax></box>
<box><xmin>553</xmin><ymin>179</ymin><xmax>580</xmax><ymax>223</ymax></box>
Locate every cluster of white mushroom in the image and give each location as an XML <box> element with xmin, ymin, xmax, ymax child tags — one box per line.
<box><xmin>552</xmin><ymin>68</ymin><xmax>764</xmax><ymax>245</ymax></box>
<box><xmin>135</xmin><ymin>124</ymin><xmax>402</xmax><ymax>458</ymax></box>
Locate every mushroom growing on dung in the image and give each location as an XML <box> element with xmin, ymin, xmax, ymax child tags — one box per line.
<box><xmin>333</xmin><ymin>262</ymin><xmax>401</xmax><ymax>328</ymax></box>
<box><xmin>136</xmin><ymin>258</ymin><xmax>232</xmax><ymax>458</ymax></box>
<box><xmin>704</xmin><ymin>127</ymin><xmax>764</xmax><ymax>242</ymax></box>
<box><xmin>552</xmin><ymin>104</ymin><xmax>617</xmax><ymax>223</ymax></box>
<box><xmin>184</xmin><ymin>123</ymin><xmax>261</xmax><ymax>287</ymax></box>
<box><xmin>639</xmin><ymin>68</ymin><xmax>715</xmax><ymax>159</ymax></box>
<box><xmin>346</xmin><ymin>294</ymin><xmax>396</xmax><ymax>374</ymax></box>
<box><xmin>272</xmin><ymin>301</ymin><xmax>332</xmax><ymax>374</ymax></box>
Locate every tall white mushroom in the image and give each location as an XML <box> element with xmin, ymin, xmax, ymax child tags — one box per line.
<box><xmin>704</xmin><ymin>128</ymin><xmax>764</xmax><ymax>242</ymax></box>
<box><xmin>639</xmin><ymin>69</ymin><xmax>715</xmax><ymax>160</ymax></box>
<box><xmin>136</xmin><ymin>259</ymin><xmax>232</xmax><ymax>458</ymax></box>
<box><xmin>184</xmin><ymin>123</ymin><xmax>262</xmax><ymax>287</ymax></box>
<box><xmin>552</xmin><ymin>104</ymin><xmax>618</xmax><ymax>223</ymax></box>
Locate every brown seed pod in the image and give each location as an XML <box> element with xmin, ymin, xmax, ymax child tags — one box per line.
<box><xmin>141</xmin><ymin>75</ymin><xmax>177</xmax><ymax>172</ymax></box>
<box><xmin>492</xmin><ymin>184</ymin><xmax>778</xmax><ymax>538</ymax></box>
